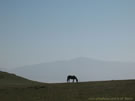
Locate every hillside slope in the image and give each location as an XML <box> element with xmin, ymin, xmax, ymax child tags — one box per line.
<box><xmin>0</xmin><ymin>71</ymin><xmax>40</xmax><ymax>86</ymax></box>
<box><xmin>0</xmin><ymin>71</ymin><xmax>135</xmax><ymax>101</ymax></box>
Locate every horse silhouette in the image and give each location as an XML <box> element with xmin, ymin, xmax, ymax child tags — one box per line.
<box><xmin>67</xmin><ymin>75</ymin><xmax>78</xmax><ymax>83</ymax></box>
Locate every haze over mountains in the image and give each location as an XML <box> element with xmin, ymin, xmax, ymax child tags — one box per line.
<box><xmin>9</xmin><ymin>57</ymin><xmax>135</xmax><ymax>83</ymax></box>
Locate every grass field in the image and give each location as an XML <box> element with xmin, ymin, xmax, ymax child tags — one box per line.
<box><xmin>0</xmin><ymin>71</ymin><xmax>135</xmax><ymax>101</ymax></box>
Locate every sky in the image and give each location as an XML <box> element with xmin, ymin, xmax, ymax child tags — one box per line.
<box><xmin>0</xmin><ymin>0</ymin><xmax>135</xmax><ymax>69</ymax></box>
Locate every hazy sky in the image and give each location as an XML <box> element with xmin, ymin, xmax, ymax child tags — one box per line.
<box><xmin>0</xmin><ymin>0</ymin><xmax>135</xmax><ymax>69</ymax></box>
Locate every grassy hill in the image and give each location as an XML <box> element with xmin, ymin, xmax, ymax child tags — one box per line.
<box><xmin>0</xmin><ymin>71</ymin><xmax>40</xmax><ymax>87</ymax></box>
<box><xmin>0</xmin><ymin>71</ymin><xmax>135</xmax><ymax>101</ymax></box>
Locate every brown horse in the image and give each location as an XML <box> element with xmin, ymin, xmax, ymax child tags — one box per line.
<box><xmin>67</xmin><ymin>75</ymin><xmax>78</xmax><ymax>83</ymax></box>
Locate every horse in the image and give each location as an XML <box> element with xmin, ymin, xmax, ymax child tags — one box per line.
<box><xmin>67</xmin><ymin>75</ymin><xmax>78</xmax><ymax>83</ymax></box>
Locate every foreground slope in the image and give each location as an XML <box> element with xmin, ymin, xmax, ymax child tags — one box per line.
<box><xmin>0</xmin><ymin>71</ymin><xmax>40</xmax><ymax>87</ymax></box>
<box><xmin>0</xmin><ymin>71</ymin><xmax>135</xmax><ymax>101</ymax></box>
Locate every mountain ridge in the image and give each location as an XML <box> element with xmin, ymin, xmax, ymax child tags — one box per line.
<box><xmin>9</xmin><ymin>57</ymin><xmax>135</xmax><ymax>83</ymax></box>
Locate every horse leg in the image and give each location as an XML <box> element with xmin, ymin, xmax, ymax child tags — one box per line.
<box><xmin>68</xmin><ymin>78</ymin><xmax>70</xmax><ymax>83</ymax></box>
<box><xmin>67</xmin><ymin>79</ymin><xmax>69</xmax><ymax>83</ymax></box>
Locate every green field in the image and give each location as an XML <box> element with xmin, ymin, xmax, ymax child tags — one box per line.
<box><xmin>0</xmin><ymin>71</ymin><xmax>135</xmax><ymax>101</ymax></box>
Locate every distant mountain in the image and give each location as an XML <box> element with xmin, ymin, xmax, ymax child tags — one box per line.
<box><xmin>9</xmin><ymin>57</ymin><xmax>135</xmax><ymax>83</ymax></box>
